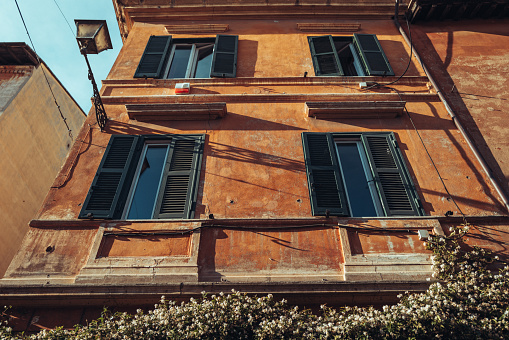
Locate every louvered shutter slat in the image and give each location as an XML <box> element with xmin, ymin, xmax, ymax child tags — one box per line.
<box><xmin>210</xmin><ymin>35</ymin><xmax>238</xmax><ymax>78</ymax></box>
<box><xmin>154</xmin><ymin>135</ymin><xmax>205</xmax><ymax>219</ymax></box>
<box><xmin>134</xmin><ymin>36</ymin><xmax>172</xmax><ymax>78</ymax></box>
<box><xmin>308</xmin><ymin>36</ymin><xmax>343</xmax><ymax>76</ymax></box>
<box><xmin>302</xmin><ymin>133</ymin><xmax>349</xmax><ymax>216</ymax></box>
<box><xmin>362</xmin><ymin>133</ymin><xmax>422</xmax><ymax>216</ymax></box>
<box><xmin>79</xmin><ymin>135</ymin><xmax>140</xmax><ymax>219</ymax></box>
<box><xmin>353</xmin><ymin>34</ymin><xmax>394</xmax><ymax>76</ymax></box>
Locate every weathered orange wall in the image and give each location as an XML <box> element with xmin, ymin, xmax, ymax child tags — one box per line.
<box><xmin>99</xmin><ymin>234</ymin><xmax>191</xmax><ymax>257</ymax></box>
<box><xmin>412</xmin><ymin>19</ymin><xmax>509</xmax><ymax>195</ymax></box>
<box><xmin>2</xmin><ymin>13</ymin><xmax>508</xmax><ymax>300</ymax></box>
<box><xmin>198</xmin><ymin>226</ymin><xmax>343</xmax><ymax>281</ymax></box>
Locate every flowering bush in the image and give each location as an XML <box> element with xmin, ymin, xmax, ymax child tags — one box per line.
<box><xmin>1</xmin><ymin>225</ymin><xmax>508</xmax><ymax>339</ymax></box>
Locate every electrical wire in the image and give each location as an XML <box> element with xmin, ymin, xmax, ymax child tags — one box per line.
<box><xmin>405</xmin><ymin>104</ymin><xmax>466</xmax><ymax>221</ymax></box>
<box><xmin>362</xmin><ymin>12</ymin><xmax>414</xmax><ymax>90</ymax></box>
<box><xmin>354</xmin><ymin>3</ymin><xmax>467</xmax><ymax>223</ymax></box>
<box><xmin>52</xmin><ymin>0</ymin><xmax>75</xmax><ymax>38</ymax></box>
<box><xmin>102</xmin><ymin>223</ymin><xmax>421</xmax><ymax>237</ymax></box>
<box><xmin>389</xmin><ymin>87</ymin><xmax>467</xmax><ymax>223</ymax></box>
<box><xmin>14</xmin><ymin>0</ymin><xmax>73</xmax><ymax>139</ymax></box>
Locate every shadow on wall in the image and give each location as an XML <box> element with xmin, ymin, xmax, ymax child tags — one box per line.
<box><xmin>379</xmin><ymin>40</ymin><xmax>421</xmax><ymax>76</ymax></box>
<box><xmin>107</xmin><ymin>112</ymin><xmax>305</xmax><ymax>132</ymax></box>
<box><xmin>208</xmin><ymin>140</ymin><xmax>305</xmax><ymax>173</ymax></box>
<box><xmin>411</xmin><ymin>24</ymin><xmax>509</xmax><ymax>199</ymax></box>
<box><xmin>197</xmin><ymin>226</ymin><xmax>336</xmax><ymax>282</ymax></box>
<box><xmin>236</xmin><ymin>39</ymin><xmax>258</xmax><ymax>77</ymax></box>
<box><xmin>197</xmin><ymin>228</ymin><xmax>228</xmax><ymax>282</ymax></box>
<box><xmin>460</xmin><ymin>223</ymin><xmax>509</xmax><ymax>263</ymax></box>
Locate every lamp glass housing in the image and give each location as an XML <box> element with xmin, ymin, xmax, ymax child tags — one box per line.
<box><xmin>75</xmin><ymin>20</ymin><xmax>112</xmax><ymax>54</ymax></box>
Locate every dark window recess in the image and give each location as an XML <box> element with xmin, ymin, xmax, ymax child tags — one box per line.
<box><xmin>308</xmin><ymin>34</ymin><xmax>394</xmax><ymax>77</ymax></box>
<box><xmin>134</xmin><ymin>35</ymin><xmax>238</xmax><ymax>79</ymax></box>
<box><xmin>79</xmin><ymin>134</ymin><xmax>205</xmax><ymax>220</ymax></box>
<box><xmin>302</xmin><ymin>132</ymin><xmax>423</xmax><ymax>217</ymax></box>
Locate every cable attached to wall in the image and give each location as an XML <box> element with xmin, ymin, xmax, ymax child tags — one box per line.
<box><xmin>52</xmin><ymin>0</ymin><xmax>76</xmax><ymax>38</ymax></box>
<box><xmin>14</xmin><ymin>0</ymin><xmax>73</xmax><ymax>140</ymax></box>
<box><xmin>361</xmin><ymin>13</ymin><xmax>413</xmax><ymax>91</ymax></box>
<box><xmin>356</xmin><ymin>1</ymin><xmax>468</xmax><ymax>224</ymax></box>
<box><xmin>102</xmin><ymin>223</ymin><xmax>422</xmax><ymax>237</ymax></box>
<box><xmin>390</xmin><ymin>87</ymin><xmax>467</xmax><ymax>224</ymax></box>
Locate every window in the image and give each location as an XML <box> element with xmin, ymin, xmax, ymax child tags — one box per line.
<box><xmin>134</xmin><ymin>35</ymin><xmax>238</xmax><ymax>79</ymax></box>
<box><xmin>79</xmin><ymin>134</ymin><xmax>205</xmax><ymax>220</ymax></box>
<box><xmin>308</xmin><ymin>34</ymin><xmax>394</xmax><ymax>77</ymax></box>
<box><xmin>302</xmin><ymin>132</ymin><xmax>423</xmax><ymax>217</ymax></box>
<box><xmin>166</xmin><ymin>41</ymin><xmax>214</xmax><ymax>79</ymax></box>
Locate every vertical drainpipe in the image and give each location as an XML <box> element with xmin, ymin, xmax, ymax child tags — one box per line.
<box><xmin>393</xmin><ymin>0</ymin><xmax>509</xmax><ymax>213</ymax></box>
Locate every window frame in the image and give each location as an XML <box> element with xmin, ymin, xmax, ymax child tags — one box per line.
<box><xmin>163</xmin><ymin>40</ymin><xmax>215</xmax><ymax>79</ymax></box>
<box><xmin>308</xmin><ymin>34</ymin><xmax>395</xmax><ymax>77</ymax></box>
<box><xmin>334</xmin><ymin>139</ymin><xmax>384</xmax><ymax>217</ymax></box>
<box><xmin>122</xmin><ymin>140</ymin><xmax>171</xmax><ymax>219</ymax></box>
<box><xmin>78</xmin><ymin>134</ymin><xmax>205</xmax><ymax>220</ymax></box>
<box><xmin>302</xmin><ymin>132</ymin><xmax>424</xmax><ymax>217</ymax></box>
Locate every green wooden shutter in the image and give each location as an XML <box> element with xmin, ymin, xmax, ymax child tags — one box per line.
<box><xmin>79</xmin><ymin>135</ymin><xmax>141</xmax><ymax>219</ymax></box>
<box><xmin>134</xmin><ymin>35</ymin><xmax>172</xmax><ymax>78</ymax></box>
<box><xmin>353</xmin><ymin>34</ymin><xmax>394</xmax><ymax>76</ymax></box>
<box><xmin>210</xmin><ymin>35</ymin><xmax>238</xmax><ymax>78</ymax></box>
<box><xmin>153</xmin><ymin>135</ymin><xmax>205</xmax><ymax>219</ymax></box>
<box><xmin>361</xmin><ymin>133</ymin><xmax>423</xmax><ymax>216</ymax></box>
<box><xmin>308</xmin><ymin>35</ymin><xmax>343</xmax><ymax>76</ymax></box>
<box><xmin>302</xmin><ymin>133</ymin><xmax>349</xmax><ymax>216</ymax></box>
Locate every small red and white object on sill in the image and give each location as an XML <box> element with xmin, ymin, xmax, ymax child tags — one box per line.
<box><xmin>175</xmin><ymin>82</ymin><xmax>190</xmax><ymax>95</ymax></box>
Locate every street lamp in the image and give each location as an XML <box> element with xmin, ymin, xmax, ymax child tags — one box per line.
<box><xmin>75</xmin><ymin>19</ymin><xmax>112</xmax><ymax>131</ymax></box>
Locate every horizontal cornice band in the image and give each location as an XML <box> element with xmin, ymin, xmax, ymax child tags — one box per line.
<box><xmin>0</xmin><ymin>281</ymin><xmax>430</xmax><ymax>307</ymax></box>
<box><xmin>101</xmin><ymin>93</ymin><xmax>440</xmax><ymax>105</ymax></box>
<box><xmin>102</xmin><ymin>76</ymin><xmax>430</xmax><ymax>87</ymax></box>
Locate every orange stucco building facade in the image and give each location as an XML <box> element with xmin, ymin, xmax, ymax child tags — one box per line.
<box><xmin>2</xmin><ymin>0</ymin><xmax>509</xmax><ymax>331</ymax></box>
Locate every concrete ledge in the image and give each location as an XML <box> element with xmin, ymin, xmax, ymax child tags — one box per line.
<box><xmin>124</xmin><ymin>4</ymin><xmax>405</xmax><ymax>23</ymax></box>
<box><xmin>199</xmin><ymin>272</ymin><xmax>344</xmax><ymax>283</ymax></box>
<box><xmin>102</xmin><ymin>93</ymin><xmax>440</xmax><ymax>105</ymax></box>
<box><xmin>101</xmin><ymin>76</ymin><xmax>430</xmax><ymax>87</ymax></box>
<box><xmin>297</xmin><ymin>23</ymin><xmax>361</xmax><ymax>32</ymax></box>
<box><xmin>0</xmin><ymin>281</ymin><xmax>432</xmax><ymax>308</ymax></box>
<box><xmin>125</xmin><ymin>102</ymin><xmax>227</xmax><ymax>121</ymax></box>
<box><xmin>306</xmin><ymin>101</ymin><xmax>406</xmax><ymax>119</ymax></box>
<box><xmin>165</xmin><ymin>24</ymin><xmax>229</xmax><ymax>34</ymax></box>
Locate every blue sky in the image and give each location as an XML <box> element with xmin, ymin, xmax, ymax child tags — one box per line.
<box><xmin>1</xmin><ymin>0</ymin><xmax>122</xmax><ymax>114</ymax></box>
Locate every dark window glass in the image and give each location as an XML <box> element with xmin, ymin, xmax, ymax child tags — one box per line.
<box><xmin>333</xmin><ymin>37</ymin><xmax>358</xmax><ymax>76</ymax></box>
<box><xmin>194</xmin><ymin>45</ymin><xmax>214</xmax><ymax>78</ymax></box>
<box><xmin>168</xmin><ymin>46</ymin><xmax>192</xmax><ymax>79</ymax></box>
<box><xmin>336</xmin><ymin>142</ymin><xmax>378</xmax><ymax>217</ymax></box>
<box><xmin>127</xmin><ymin>145</ymin><xmax>168</xmax><ymax>219</ymax></box>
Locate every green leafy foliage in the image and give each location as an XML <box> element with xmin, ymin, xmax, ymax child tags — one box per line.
<box><xmin>2</xmin><ymin>225</ymin><xmax>508</xmax><ymax>339</ymax></box>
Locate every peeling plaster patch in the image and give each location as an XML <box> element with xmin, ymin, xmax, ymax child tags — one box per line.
<box><xmin>41</xmin><ymin>208</ymin><xmax>76</xmax><ymax>220</ymax></box>
<box><xmin>219</xmin><ymin>166</ymin><xmax>232</xmax><ymax>177</ymax></box>
<box><xmin>407</xmin><ymin>236</ymin><xmax>415</xmax><ymax>252</ymax></box>
<box><xmin>260</xmin><ymin>211</ymin><xmax>278</xmax><ymax>218</ymax></box>
<box><xmin>433</xmin><ymin>134</ymin><xmax>455</xmax><ymax>154</ymax></box>
<box><xmin>257</xmin><ymin>169</ymin><xmax>270</xmax><ymax>181</ymax></box>
<box><xmin>264</xmin><ymin>200</ymin><xmax>278</xmax><ymax>211</ymax></box>
<box><xmin>386</xmin><ymin>236</ymin><xmax>395</xmax><ymax>253</ymax></box>
<box><xmin>0</xmin><ymin>73</ymin><xmax>31</xmax><ymax>113</ymax></box>
<box><xmin>251</xmin><ymin>200</ymin><xmax>264</xmax><ymax>208</ymax></box>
